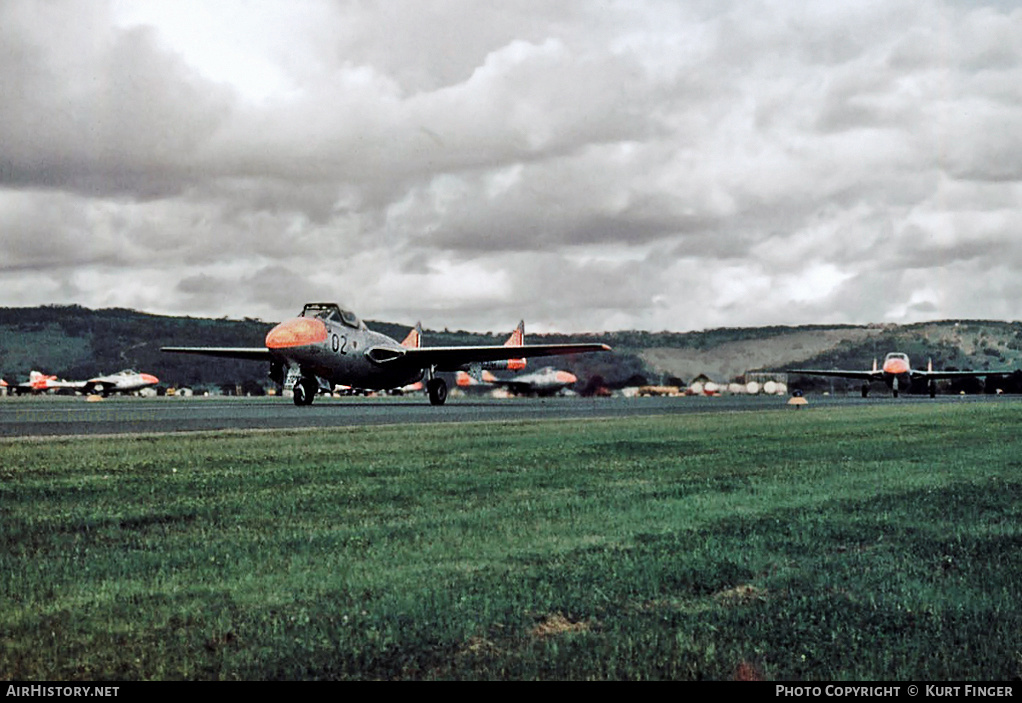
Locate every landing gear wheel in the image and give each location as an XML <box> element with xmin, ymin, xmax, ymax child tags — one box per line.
<box><xmin>892</xmin><ymin>378</ymin><xmax>899</xmax><ymax>398</ymax></box>
<box><xmin>929</xmin><ymin>382</ymin><xmax>937</xmax><ymax>399</ymax></box>
<box><xmin>293</xmin><ymin>377</ymin><xmax>317</xmax><ymax>406</ymax></box>
<box><xmin>861</xmin><ymin>384</ymin><xmax>869</xmax><ymax>398</ymax></box>
<box><xmin>427</xmin><ymin>378</ymin><xmax>448</xmax><ymax>406</ymax></box>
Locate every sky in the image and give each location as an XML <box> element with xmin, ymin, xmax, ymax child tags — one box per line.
<box><xmin>2</xmin><ymin>0</ymin><xmax>1021</xmax><ymax>333</ymax></box>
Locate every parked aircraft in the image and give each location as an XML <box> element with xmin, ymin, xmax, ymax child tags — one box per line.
<box><xmin>162</xmin><ymin>302</ymin><xmax>610</xmax><ymax>406</ymax></box>
<box><xmin>13</xmin><ymin>371</ymin><xmax>80</xmax><ymax>394</ymax></box>
<box><xmin>81</xmin><ymin>370</ymin><xmax>160</xmax><ymax>396</ymax></box>
<box><xmin>457</xmin><ymin>366</ymin><xmax>579</xmax><ymax>396</ymax></box>
<box><xmin>790</xmin><ymin>353</ymin><xmax>1013</xmax><ymax>397</ymax></box>
<box><xmin>13</xmin><ymin>369</ymin><xmax>159</xmax><ymax>396</ymax></box>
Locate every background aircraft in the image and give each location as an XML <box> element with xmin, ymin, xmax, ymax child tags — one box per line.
<box><xmin>12</xmin><ymin>369</ymin><xmax>159</xmax><ymax>396</ymax></box>
<box><xmin>456</xmin><ymin>366</ymin><xmax>579</xmax><ymax>396</ymax></box>
<box><xmin>81</xmin><ymin>370</ymin><xmax>160</xmax><ymax>396</ymax></box>
<box><xmin>13</xmin><ymin>371</ymin><xmax>80</xmax><ymax>394</ymax></box>
<box><xmin>162</xmin><ymin>302</ymin><xmax>610</xmax><ymax>405</ymax></box>
<box><xmin>791</xmin><ymin>352</ymin><xmax>1014</xmax><ymax>397</ymax></box>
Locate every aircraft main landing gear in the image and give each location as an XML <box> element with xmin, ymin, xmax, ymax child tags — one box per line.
<box><xmin>427</xmin><ymin>378</ymin><xmax>448</xmax><ymax>406</ymax></box>
<box><xmin>861</xmin><ymin>383</ymin><xmax>870</xmax><ymax>398</ymax></box>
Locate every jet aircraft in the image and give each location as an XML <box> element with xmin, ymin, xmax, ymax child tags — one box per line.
<box><xmin>13</xmin><ymin>371</ymin><xmax>80</xmax><ymax>394</ymax></box>
<box><xmin>80</xmin><ymin>370</ymin><xmax>160</xmax><ymax>396</ymax></box>
<box><xmin>162</xmin><ymin>303</ymin><xmax>610</xmax><ymax>405</ymax></box>
<box><xmin>791</xmin><ymin>353</ymin><xmax>1013</xmax><ymax>397</ymax></box>
<box><xmin>457</xmin><ymin>366</ymin><xmax>579</xmax><ymax>396</ymax></box>
<box><xmin>13</xmin><ymin>369</ymin><xmax>159</xmax><ymax>396</ymax></box>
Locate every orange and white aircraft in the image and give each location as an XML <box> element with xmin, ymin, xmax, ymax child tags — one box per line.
<box><xmin>13</xmin><ymin>370</ymin><xmax>80</xmax><ymax>394</ymax></box>
<box><xmin>80</xmin><ymin>370</ymin><xmax>160</xmax><ymax>396</ymax></box>
<box><xmin>13</xmin><ymin>369</ymin><xmax>159</xmax><ymax>396</ymax></box>
<box><xmin>162</xmin><ymin>303</ymin><xmax>610</xmax><ymax>406</ymax></box>
<box><xmin>791</xmin><ymin>352</ymin><xmax>1013</xmax><ymax>398</ymax></box>
<box><xmin>456</xmin><ymin>366</ymin><xmax>579</xmax><ymax>396</ymax></box>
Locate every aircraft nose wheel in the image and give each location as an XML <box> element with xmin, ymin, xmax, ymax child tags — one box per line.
<box><xmin>293</xmin><ymin>377</ymin><xmax>317</xmax><ymax>406</ymax></box>
<box><xmin>427</xmin><ymin>378</ymin><xmax>448</xmax><ymax>406</ymax></box>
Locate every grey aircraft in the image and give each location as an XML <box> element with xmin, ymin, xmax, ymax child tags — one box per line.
<box><xmin>162</xmin><ymin>302</ymin><xmax>610</xmax><ymax>405</ymax></box>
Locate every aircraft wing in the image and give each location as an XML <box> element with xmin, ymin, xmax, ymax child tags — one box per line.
<box><xmin>397</xmin><ymin>343</ymin><xmax>611</xmax><ymax>372</ymax></box>
<box><xmin>162</xmin><ymin>342</ymin><xmax>610</xmax><ymax>369</ymax></box>
<box><xmin>912</xmin><ymin>368</ymin><xmax>1016</xmax><ymax>380</ymax></box>
<box><xmin>54</xmin><ymin>380</ymin><xmax>87</xmax><ymax>390</ymax></box>
<box><xmin>788</xmin><ymin>369</ymin><xmax>882</xmax><ymax>381</ymax></box>
<box><xmin>161</xmin><ymin>347</ymin><xmax>275</xmax><ymax>361</ymax></box>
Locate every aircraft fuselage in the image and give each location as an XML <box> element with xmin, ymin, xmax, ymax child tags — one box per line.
<box><xmin>880</xmin><ymin>354</ymin><xmax>912</xmax><ymax>394</ymax></box>
<box><xmin>265</xmin><ymin>313</ymin><xmax>422</xmax><ymax>391</ymax></box>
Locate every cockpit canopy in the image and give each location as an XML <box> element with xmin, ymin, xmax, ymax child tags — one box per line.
<box><xmin>885</xmin><ymin>353</ymin><xmax>909</xmax><ymax>362</ymax></box>
<box><xmin>299</xmin><ymin>302</ymin><xmax>363</xmax><ymax>329</ymax></box>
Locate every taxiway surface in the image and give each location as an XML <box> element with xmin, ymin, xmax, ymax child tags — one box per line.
<box><xmin>0</xmin><ymin>393</ymin><xmax>1010</xmax><ymax>439</ymax></box>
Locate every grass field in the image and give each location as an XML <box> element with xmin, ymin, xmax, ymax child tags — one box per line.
<box><xmin>2</xmin><ymin>401</ymin><xmax>1021</xmax><ymax>680</ymax></box>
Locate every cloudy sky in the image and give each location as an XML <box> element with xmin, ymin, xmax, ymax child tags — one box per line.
<box><xmin>2</xmin><ymin>0</ymin><xmax>1021</xmax><ymax>332</ymax></box>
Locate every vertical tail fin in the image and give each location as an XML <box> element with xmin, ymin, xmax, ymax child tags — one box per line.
<box><xmin>505</xmin><ymin>320</ymin><xmax>526</xmax><ymax>371</ymax></box>
<box><xmin>401</xmin><ymin>322</ymin><xmax>422</xmax><ymax>349</ymax></box>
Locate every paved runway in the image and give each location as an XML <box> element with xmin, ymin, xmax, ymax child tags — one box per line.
<box><xmin>0</xmin><ymin>393</ymin><xmax>1013</xmax><ymax>439</ymax></box>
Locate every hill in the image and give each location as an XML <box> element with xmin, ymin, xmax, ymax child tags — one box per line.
<box><xmin>633</xmin><ymin>321</ymin><xmax>1022</xmax><ymax>381</ymax></box>
<box><xmin>1</xmin><ymin>306</ymin><xmax>1020</xmax><ymax>393</ymax></box>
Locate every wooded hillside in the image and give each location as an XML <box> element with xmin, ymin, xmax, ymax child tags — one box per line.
<box><xmin>2</xmin><ymin>306</ymin><xmax>1020</xmax><ymax>393</ymax></box>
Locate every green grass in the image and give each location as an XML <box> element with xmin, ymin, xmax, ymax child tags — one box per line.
<box><xmin>3</xmin><ymin>401</ymin><xmax>1022</xmax><ymax>680</ymax></box>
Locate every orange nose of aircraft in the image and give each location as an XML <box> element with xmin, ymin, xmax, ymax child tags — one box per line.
<box><xmin>142</xmin><ymin>373</ymin><xmax>159</xmax><ymax>384</ymax></box>
<box><xmin>265</xmin><ymin>318</ymin><xmax>328</xmax><ymax>349</ymax></box>
<box><xmin>883</xmin><ymin>358</ymin><xmax>909</xmax><ymax>375</ymax></box>
<box><xmin>556</xmin><ymin>371</ymin><xmax>578</xmax><ymax>385</ymax></box>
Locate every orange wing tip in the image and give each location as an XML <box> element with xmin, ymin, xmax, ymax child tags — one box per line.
<box><xmin>266</xmin><ymin>318</ymin><xmax>328</xmax><ymax>349</ymax></box>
